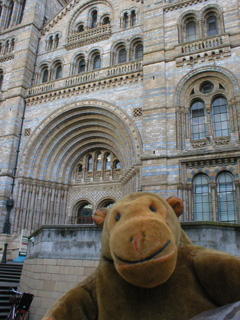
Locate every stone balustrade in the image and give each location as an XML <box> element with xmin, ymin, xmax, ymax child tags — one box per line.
<box><xmin>107</xmin><ymin>61</ymin><xmax>142</xmax><ymax>76</ymax></box>
<box><xmin>181</xmin><ymin>35</ymin><xmax>228</xmax><ymax>54</ymax></box>
<box><xmin>27</xmin><ymin>60</ymin><xmax>143</xmax><ymax>97</ymax></box>
<box><xmin>66</xmin><ymin>25</ymin><xmax>112</xmax><ymax>49</ymax></box>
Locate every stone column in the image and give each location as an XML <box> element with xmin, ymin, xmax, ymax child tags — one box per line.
<box><xmin>13</xmin><ymin>181</ymin><xmax>23</xmax><ymax>232</ymax></box>
<box><xmin>210</xmin><ymin>181</ymin><xmax>217</xmax><ymax>221</ymax></box>
<box><xmin>29</xmin><ymin>184</ymin><xmax>36</xmax><ymax>231</ymax></box>
<box><xmin>36</xmin><ymin>185</ymin><xmax>43</xmax><ymax>228</ymax></box>
<box><xmin>234</xmin><ymin>179</ymin><xmax>240</xmax><ymax>222</ymax></box>
<box><xmin>205</xmin><ymin>104</ymin><xmax>211</xmax><ymax>137</ymax></box>
<box><xmin>186</xmin><ymin>183</ymin><xmax>193</xmax><ymax>221</ymax></box>
<box><xmin>0</xmin><ymin>4</ymin><xmax>9</xmax><ymax>30</ymax></box>
<box><xmin>20</xmin><ymin>183</ymin><xmax>29</xmax><ymax>231</ymax></box>
<box><xmin>10</xmin><ymin>0</ymin><xmax>21</xmax><ymax>27</ymax></box>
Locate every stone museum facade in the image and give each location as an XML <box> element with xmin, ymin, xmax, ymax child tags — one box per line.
<box><xmin>0</xmin><ymin>0</ymin><xmax>240</xmax><ymax>257</ymax></box>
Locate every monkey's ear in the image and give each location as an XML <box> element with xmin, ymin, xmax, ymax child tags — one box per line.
<box><xmin>92</xmin><ymin>208</ymin><xmax>109</xmax><ymax>228</ymax></box>
<box><xmin>166</xmin><ymin>196</ymin><xmax>184</xmax><ymax>217</ymax></box>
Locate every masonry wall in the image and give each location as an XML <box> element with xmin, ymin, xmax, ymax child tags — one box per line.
<box><xmin>19</xmin><ymin>258</ymin><xmax>98</xmax><ymax>320</ymax></box>
<box><xmin>19</xmin><ymin>223</ymin><xmax>240</xmax><ymax>320</ymax></box>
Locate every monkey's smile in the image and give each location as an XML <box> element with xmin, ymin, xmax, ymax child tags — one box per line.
<box><xmin>114</xmin><ymin>240</ymin><xmax>171</xmax><ymax>265</ymax></box>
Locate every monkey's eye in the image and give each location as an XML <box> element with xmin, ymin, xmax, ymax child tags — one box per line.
<box><xmin>149</xmin><ymin>205</ymin><xmax>157</xmax><ymax>213</ymax></box>
<box><xmin>115</xmin><ymin>213</ymin><xmax>121</xmax><ymax>221</ymax></box>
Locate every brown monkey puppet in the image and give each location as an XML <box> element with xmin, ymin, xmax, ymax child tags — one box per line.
<box><xmin>43</xmin><ymin>192</ymin><xmax>240</xmax><ymax>320</ymax></box>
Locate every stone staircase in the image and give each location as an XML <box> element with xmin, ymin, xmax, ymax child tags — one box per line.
<box><xmin>0</xmin><ymin>263</ymin><xmax>23</xmax><ymax>319</ymax></box>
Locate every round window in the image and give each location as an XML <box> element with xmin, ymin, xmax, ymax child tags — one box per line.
<box><xmin>200</xmin><ymin>81</ymin><xmax>214</xmax><ymax>94</ymax></box>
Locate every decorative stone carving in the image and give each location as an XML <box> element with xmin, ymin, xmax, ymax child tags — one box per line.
<box><xmin>214</xmin><ymin>137</ymin><xmax>230</xmax><ymax>145</ymax></box>
<box><xmin>65</xmin><ymin>25</ymin><xmax>112</xmax><ymax>50</ymax></box>
<box><xmin>190</xmin><ymin>140</ymin><xmax>207</xmax><ymax>148</ymax></box>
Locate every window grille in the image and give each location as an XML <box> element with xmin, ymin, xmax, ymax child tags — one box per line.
<box><xmin>24</xmin><ymin>128</ymin><xmax>31</xmax><ymax>136</ymax></box>
<box><xmin>193</xmin><ymin>175</ymin><xmax>212</xmax><ymax>221</ymax></box>
<box><xmin>133</xmin><ymin>108</ymin><xmax>142</xmax><ymax>118</ymax></box>
<box><xmin>217</xmin><ymin>172</ymin><xmax>236</xmax><ymax>222</ymax></box>
<box><xmin>186</xmin><ymin>21</ymin><xmax>197</xmax><ymax>42</ymax></box>
<box><xmin>212</xmin><ymin>97</ymin><xmax>230</xmax><ymax>137</ymax></box>
<box><xmin>190</xmin><ymin>100</ymin><xmax>207</xmax><ymax>140</ymax></box>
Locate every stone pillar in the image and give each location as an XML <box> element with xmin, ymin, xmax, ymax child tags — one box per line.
<box><xmin>186</xmin><ymin>183</ymin><xmax>193</xmax><ymax>221</ymax></box>
<box><xmin>14</xmin><ymin>181</ymin><xmax>23</xmax><ymax>232</ymax></box>
<box><xmin>29</xmin><ymin>184</ymin><xmax>36</xmax><ymax>231</ymax></box>
<box><xmin>36</xmin><ymin>185</ymin><xmax>43</xmax><ymax>228</ymax></box>
<box><xmin>234</xmin><ymin>179</ymin><xmax>240</xmax><ymax>222</ymax></box>
<box><xmin>10</xmin><ymin>0</ymin><xmax>20</xmax><ymax>27</ymax></box>
<box><xmin>210</xmin><ymin>181</ymin><xmax>217</xmax><ymax>221</ymax></box>
<box><xmin>205</xmin><ymin>104</ymin><xmax>211</xmax><ymax>137</ymax></box>
<box><xmin>0</xmin><ymin>4</ymin><xmax>9</xmax><ymax>30</ymax></box>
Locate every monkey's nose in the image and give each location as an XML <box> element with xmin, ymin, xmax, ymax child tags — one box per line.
<box><xmin>129</xmin><ymin>232</ymin><xmax>146</xmax><ymax>253</ymax></box>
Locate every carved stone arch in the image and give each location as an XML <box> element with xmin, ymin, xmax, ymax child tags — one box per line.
<box><xmin>120</xmin><ymin>9</ymin><xmax>131</xmax><ymax>18</ymax></box>
<box><xmin>71</xmin><ymin>198</ymin><xmax>94</xmax><ymax>224</ymax></box>
<box><xmin>177</xmin><ymin>10</ymin><xmax>200</xmax><ymax>43</ymax></box>
<box><xmin>129</xmin><ymin>35</ymin><xmax>143</xmax><ymax>60</ymax></box>
<box><xmin>96</xmin><ymin>196</ymin><xmax>117</xmax><ymax>209</ymax></box>
<box><xmin>174</xmin><ymin>67</ymin><xmax>240</xmax><ymax>149</ymax></box>
<box><xmin>175</xmin><ymin>66</ymin><xmax>240</xmax><ymax>106</ymax></box>
<box><xmin>200</xmin><ymin>4</ymin><xmax>224</xmax><ymax>36</ymax></box>
<box><xmin>68</xmin><ymin>0</ymin><xmax>115</xmax><ymax>35</ymax></box>
<box><xmin>50</xmin><ymin>57</ymin><xmax>65</xmax><ymax>69</ymax></box>
<box><xmin>200</xmin><ymin>3</ymin><xmax>223</xmax><ymax>17</ymax></box>
<box><xmin>19</xmin><ymin>99</ymin><xmax>142</xmax><ymax>185</ymax></box>
<box><xmin>110</xmin><ymin>39</ymin><xmax>128</xmax><ymax>64</ymax></box>
<box><xmin>87</xmin><ymin>47</ymin><xmax>103</xmax><ymax>70</ymax></box>
<box><xmin>129</xmin><ymin>6</ymin><xmax>139</xmax><ymax>14</ymax></box>
<box><xmin>71</xmin><ymin>51</ymin><xmax>86</xmax><ymax>63</ymax></box>
<box><xmin>177</xmin><ymin>9</ymin><xmax>199</xmax><ymax>26</ymax></box>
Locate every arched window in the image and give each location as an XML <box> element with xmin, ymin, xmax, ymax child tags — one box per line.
<box><xmin>98</xmin><ymin>200</ymin><xmax>115</xmax><ymax>209</ymax></box>
<box><xmin>131</xmin><ymin>11</ymin><xmax>136</xmax><ymax>26</ymax></box>
<box><xmin>87</xmin><ymin>155</ymin><xmax>93</xmax><ymax>171</ymax></box>
<box><xmin>123</xmin><ymin>13</ymin><xmax>129</xmax><ymax>28</ymax></box>
<box><xmin>135</xmin><ymin>44</ymin><xmax>143</xmax><ymax>60</ymax></box>
<box><xmin>78</xmin><ymin>164</ymin><xmax>83</xmax><ymax>173</ymax></box>
<box><xmin>212</xmin><ymin>96</ymin><xmax>230</xmax><ymax>137</ymax></box>
<box><xmin>190</xmin><ymin>100</ymin><xmax>207</xmax><ymax>140</ymax></box>
<box><xmin>77</xmin><ymin>202</ymin><xmax>93</xmax><ymax>224</ymax></box>
<box><xmin>48</xmin><ymin>36</ymin><xmax>53</xmax><ymax>51</ymax></box>
<box><xmin>9</xmin><ymin>38</ymin><xmax>15</xmax><ymax>52</ymax></box>
<box><xmin>41</xmin><ymin>67</ymin><xmax>48</xmax><ymax>83</ymax></box>
<box><xmin>0</xmin><ymin>71</ymin><xmax>3</xmax><ymax>90</ymax></box>
<box><xmin>55</xmin><ymin>64</ymin><xmax>62</xmax><ymax>80</ymax></box>
<box><xmin>78</xmin><ymin>59</ymin><xmax>85</xmax><ymax>74</ymax></box>
<box><xmin>55</xmin><ymin>34</ymin><xmax>59</xmax><ymax>49</ymax></box>
<box><xmin>5</xmin><ymin>41</ymin><xmax>9</xmax><ymax>54</ymax></box>
<box><xmin>6</xmin><ymin>1</ymin><xmax>14</xmax><ymax>28</ymax></box>
<box><xmin>19</xmin><ymin>0</ymin><xmax>26</xmax><ymax>24</ymax></box>
<box><xmin>105</xmin><ymin>153</ymin><xmax>111</xmax><ymax>170</ymax></box>
<box><xmin>91</xmin><ymin>10</ymin><xmax>98</xmax><ymax>28</ymax></box>
<box><xmin>186</xmin><ymin>20</ymin><xmax>197</xmax><ymax>42</ymax></box>
<box><xmin>93</xmin><ymin>54</ymin><xmax>101</xmax><ymax>70</ymax></box>
<box><xmin>102</xmin><ymin>16</ymin><xmax>110</xmax><ymax>25</ymax></box>
<box><xmin>217</xmin><ymin>172</ymin><xmax>236</xmax><ymax>222</ymax></box>
<box><xmin>96</xmin><ymin>153</ymin><xmax>102</xmax><ymax>171</ymax></box>
<box><xmin>114</xmin><ymin>160</ymin><xmax>120</xmax><ymax>169</ymax></box>
<box><xmin>118</xmin><ymin>48</ymin><xmax>127</xmax><ymax>64</ymax></box>
<box><xmin>77</xmin><ymin>24</ymin><xmax>84</xmax><ymax>32</ymax></box>
<box><xmin>200</xmin><ymin>81</ymin><xmax>214</xmax><ymax>94</ymax></box>
<box><xmin>193</xmin><ymin>175</ymin><xmax>212</xmax><ymax>221</ymax></box>
<box><xmin>207</xmin><ymin>15</ymin><xmax>218</xmax><ymax>37</ymax></box>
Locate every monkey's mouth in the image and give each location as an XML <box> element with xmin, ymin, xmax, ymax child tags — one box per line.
<box><xmin>114</xmin><ymin>240</ymin><xmax>170</xmax><ymax>265</ymax></box>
